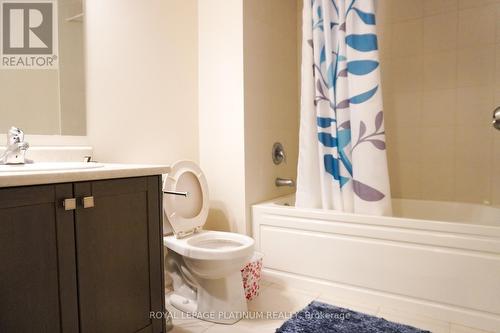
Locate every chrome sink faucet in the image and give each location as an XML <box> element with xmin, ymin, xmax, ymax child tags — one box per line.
<box><xmin>0</xmin><ymin>127</ymin><xmax>30</xmax><ymax>165</ymax></box>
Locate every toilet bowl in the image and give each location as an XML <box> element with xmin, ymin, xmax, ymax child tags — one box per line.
<box><xmin>162</xmin><ymin>161</ymin><xmax>254</xmax><ymax>324</ymax></box>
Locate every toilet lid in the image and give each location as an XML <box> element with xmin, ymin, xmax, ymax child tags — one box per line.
<box><xmin>163</xmin><ymin>161</ymin><xmax>209</xmax><ymax>237</ymax></box>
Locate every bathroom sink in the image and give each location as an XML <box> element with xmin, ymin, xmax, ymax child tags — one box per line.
<box><xmin>0</xmin><ymin>162</ymin><xmax>104</xmax><ymax>173</ymax></box>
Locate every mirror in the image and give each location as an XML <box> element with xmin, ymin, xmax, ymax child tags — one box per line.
<box><xmin>0</xmin><ymin>0</ymin><xmax>86</xmax><ymax>136</ymax></box>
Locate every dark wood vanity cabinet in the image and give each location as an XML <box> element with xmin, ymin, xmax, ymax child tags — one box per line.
<box><xmin>0</xmin><ymin>176</ymin><xmax>166</xmax><ymax>333</ymax></box>
<box><xmin>0</xmin><ymin>184</ymin><xmax>76</xmax><ymax>333</ymax></box>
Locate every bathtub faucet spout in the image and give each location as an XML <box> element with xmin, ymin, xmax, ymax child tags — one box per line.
<box><xmin>275</xmin><ymin>177</ymin><xmax>295</xmax><ymax>187</ymax></box>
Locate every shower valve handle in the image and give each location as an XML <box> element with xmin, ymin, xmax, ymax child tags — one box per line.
<box><xmin>493</xmin><ymin>107</ymin><xmax>500</xmax><ymax>130</ymax></box>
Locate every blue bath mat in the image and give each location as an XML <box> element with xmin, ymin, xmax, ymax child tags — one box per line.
<box><xmin>276</xmin><ymin>301</ymin><xmax>431</xmax><ymax>333</ymax></box>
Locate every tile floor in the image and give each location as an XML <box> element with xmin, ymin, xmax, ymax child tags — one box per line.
<box><xmin>166</xmin><ymin>280</ymin><xmax>495</xmax><ymax>333</ymax></box>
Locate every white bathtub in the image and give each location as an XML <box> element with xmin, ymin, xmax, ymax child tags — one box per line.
<box><xmin>252</xmin><ymin>195</ymin><xmax>500</xmax><ymax>332</ymax></box>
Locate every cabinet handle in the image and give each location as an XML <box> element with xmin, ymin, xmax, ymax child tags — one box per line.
<box><xmin>82</xmin><ymin>196</ymin><xmax>95</xmax><ymax>209</ymax></box>
<box><xmin>63</xmin><ymin>198</ymin><xmax>77</xmax><ymax>211</ymax></box>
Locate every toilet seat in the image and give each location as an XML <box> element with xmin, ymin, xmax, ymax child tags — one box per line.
<box><xmin>163</xmin><ymin>160</ymin><xmax>254</xmax><ymax>261</ymax></box>
<box><xmin>164</xmin><ymin>230</ymin><xmax>254</xmax><ymax>260</ymax></box>
<box><xmin>163</xmin><ymin>161</ymin><xmax>209</xmax><ymax>238</ymax></box>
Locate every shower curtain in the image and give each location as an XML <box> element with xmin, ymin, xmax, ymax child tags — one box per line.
<box><xmin>296</xmin><ymin>0</ymin><xmax>392</xmax><ymax>215</ymax></box>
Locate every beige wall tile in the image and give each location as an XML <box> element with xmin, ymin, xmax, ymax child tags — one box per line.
<box><xmin>421</xmin><ymin>162</ymin><xmax>455</xmax><ymax>201</ymax></box>
<box><xmin>390</xmin><ymin>161</ymin><xmax>422</xmax><ymax>199</ymax></box>
<box><xmin>492</xmin><ymin>136</ymin><xmax>500</xmax><ymax>205</ymax></box>
<box><xmin>423</xmin><ymin>51</ymin><xmax>457</xmax><ymax>90</ymax></box>
<box><xmin>380</xmin><ymin>56</ymin><xmax>393</xmax><ymax>93</ymax></box>
<box><xmin>392</xmin><ymin>56</ymin><xmax>424</xmax><ymax>92</ymax></box>
<box><xmin>391</xmin><ymin>126</ymin><xmax>422</xmax><ymax>165</ymax></box>
<box><xmin>383</xmin><ymin>106</ymin><xmax>396</xmax><ymax>131</ymax></box>
<box><xmin>494</xmin><ymin>90</ymin><xmax>500</xmax><ymax>107</ymax></box>
<box><xmin>495</xmin><ymin>44</ymin><xmax>500</xmax><ymax>84</ymax></box>
<box><xmin>493</xmin><ymin>132</ymin><xmax>500</xmax><ymax>166</ymax></box>
<box><xmin>392</xmin><ymin>19</ymin><xmax>423</xmax><ymax>58</ymax></box>
<box><xmin>423</xmin><ymin>12</ymin><xmax>457</xmax><ymax>53</ymax></box>
<box><xmin>458</xmin><ymin>6</ymin><xmax>495</xmax><ymax>48</ymax></box>
<box><xmin>376</xmin><ymin>0</ymin><xmax>393</xmax><ymax>24</ymax></box>
<box><xmin>491</xmin><ymin>133</ymin><xmax>500</xmax><ymax>206</ymax></box>
<box><xmin>424</xmin><ymin>0</ymin><xmax>458</xmax><ymax>15</ymax></box>
<box><xmin>382</xmin><ymin>88</ymin><xmax>395</xmax><ymax>120</ymax></box>
<box><xmin>377</xmin><ymin>24</ymin><xmax>392</xmax><ymax>59</ymax></box>
<box><xmin>392</xmin><ymin>91</ymin><xmax>422</xmax><ymax>127</ymax></box>
<box><xmin>392</xmin><ymin>0</ymin><xmax>424</xmax><ymax>22</ymax></box>
<box><xmin>422</xmin><ymin>89</ymin><xmax>456</xmax><ymax>127</ymax></box>
<box><xmin>421</xmin><ymin>127</ymin><xmax>455</xmax><ymax>163</ymax></box>
<box><xmin>455</xmin><ymin>125</ymin><xmax>493</xmax><ymax>167</ymax></box>
<box><xmin>454</xmin><ymin>162</ymin><xmax>492</xmax><ymax>203</ymax></box>
<box><xmin>454</xmin><ymin>125</ymin><xmax>494</xmax><ymax>202</ymax></box>
<box><xmin>495</xmin><ymin>4</ymin><xmax>500</xmax><ymax>44</ymax></box>
<box><xmin>385</xmin><ymin>132</ymin><xmax>398</xmax><ymax>165</ymax></box>
<box><xmin>456</xmin><ymin>86</ymin><xmax>494</xmax><ymax>126</ymax></box>
<box><xmin>389</xmin><ymin>173</ymin><xmax>403</xmax><ymax>198</ymax></box>
<box><xmin>379</xmin><ymin>0</ymin><xmax>499</xmax><ymax>204</ymax></box>
<box><xmin>459</xmin><ymin>0</ymin><xmax>500</xmax><ymax>9</ymax></box>
<box><xmin>457</xmin><ymin>46</ymin><xmax>495</xmax><ymax>87</ymax></box>
<box><xmin>492</xmin><ymin>179</ymin><xmax>500</xmax><ymax>205</ymax></box>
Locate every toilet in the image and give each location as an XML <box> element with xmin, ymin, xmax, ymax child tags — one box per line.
<box><xmin>162</xmin><ymin>160</ymin><xmax>255</xmax><ymax>324</ymax></box>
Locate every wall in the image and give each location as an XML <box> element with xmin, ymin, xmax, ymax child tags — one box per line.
<box><xmin>378</xmin><ymin>0</ymin><xmax>500</xmax><ymax>205</ymax></box>
<box><xmin>297</xmin><ymin>0</ymin><xmax>303</xmax><ymax>100</ymax></box>
<box><xmin>198</xmin><ymin>0</ymin><xmax>247</xmax><ymax>233</ymax></box>
<box><xmin>86</xmin><ymin>0</ymin><xmax>199</xmax><ymax>164</ymax></box>
<box><xmin>86</xmin><ymin>0</ymin><xmax>299</xmax><ymax>235</ymax></box>
<box><xmin>198</xmin><ymin>0</ymin><xmax>300</xmax><ymax>235</ymax></box>
<box><xmin>243</xmin><ymin>0</ymin><xmax>299</xmax><ymax>230</ymax></box>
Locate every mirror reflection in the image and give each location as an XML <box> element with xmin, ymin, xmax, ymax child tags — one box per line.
<box><xmin>0</xmin><ymin>0</ymin><xmax>86</xmax><ymax>135</ymax></box>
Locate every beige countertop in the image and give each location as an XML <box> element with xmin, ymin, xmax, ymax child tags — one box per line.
<box><xmin>0</xmin><ymin>163</ymin><xmax>170</xmax><ymax>188</ymax></box>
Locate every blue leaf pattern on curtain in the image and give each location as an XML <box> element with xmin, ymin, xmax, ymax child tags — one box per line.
<box><xmin>352</xmin><ymin>7</ymin><xmax>376</xmax><ymax>25</ymax></box>
<box><xmin>295</xmin><ymin>0</ymin><xmax>392</xmax><ymax>215</ymax></box>
<box><xmin>347</xmin><ymin>60</ymin><xmax>379</xmax><ymax>75</ymax></box>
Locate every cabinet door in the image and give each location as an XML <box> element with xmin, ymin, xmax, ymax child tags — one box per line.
<box><xmin>74</xmin><ymin>176</ymin><xmax>164</xmax><ymax>333</ymax></box>
<box><xmin>0</xmin><ymin>184</ymin><xmax>79</xmax><ymax>333</ymax></box>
